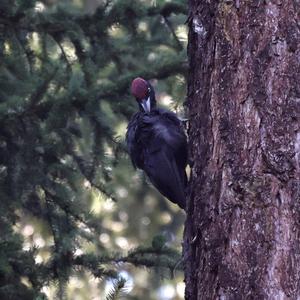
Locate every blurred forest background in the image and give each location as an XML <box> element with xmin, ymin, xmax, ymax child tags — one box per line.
<box><xmin>0</xmin><ymin>0</ymin><xmax>187</xmax><ymax>299</ymax></box>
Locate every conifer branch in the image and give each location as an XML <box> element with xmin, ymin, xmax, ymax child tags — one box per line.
<box><xmin>44</xmin><ymin>191</ymin><xmax>66</xmax><ymax>300</ymax></box>
<box><xmin>70</xmin><ymin>37</ymin><xmax>94</xmax><ymax>87</ymax></box>
<box><xmin>95</xmin><ymin>58</ymin><xmax>187</xmax><ymax>101</ymax></box>
<box><xmin>105</xmin><ymin>277</ymin><xmax>127</xmax><ymax>300</ymax></box>
<box><xmin>14</xmin><ymin>30</ymin><xmax>35</xmax><ymax>74</ymax></box>
<box><xmin>10</xmin><ymin>58</ymin><xmax>186</xmax><ymax>121</ymax></box>
<box><xmin>29</xmin><ymin>67</ymin><xmax>58</xmax><ymax>108</ymax></box>
<box><xmin>71</xmin><ymin>152</ymin><xmax>118</xmax><ymax>202</ymax></box>
<box><xmin>13</xmin><ymin>2</ymin><xmax>187</xmax><ymax>37</ymax></box>
<box><xmin>52</xmin><ymin>37</ymin><xmax>72</xmax><ymax>72</ymax></box>
<box><xmin>74</xmin><ymin>244</ymin><xmax>183</xmax><ymax>275</ymax></box>
<box><xmin>162</xmin><ymin>15</ymin><xmax>183</xmax><ymax>51</ymax></box>
<box><xmin>148</xmin><ymin>2</ymin><xmax>187</xmax><ymax>17</ymax></box>
<box><xmin>46</xmin><ymin>186</ymin><xmax>98</xmax><ymax>232</ymax></box>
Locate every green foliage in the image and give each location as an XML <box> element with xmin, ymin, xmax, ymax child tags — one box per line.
<box><xmin>105</xmin><ymin>277</ymin><xmax>126</xmax><ymax>300</ymax></box>
<box><xmin>0</xmin><ymin>0</ymin><xmax>187</xmax><ymax>298</ymax></box>
<box><xmin>152</xmin><ymin>234</ymin><xmax>167</xmax><ymax>250</ymax></box>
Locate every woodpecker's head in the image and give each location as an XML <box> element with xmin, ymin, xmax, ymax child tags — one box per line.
<box><xmin>131</xmin><ymin>77</ymin><xmax>156</xmax><ymax>113</ymax></box>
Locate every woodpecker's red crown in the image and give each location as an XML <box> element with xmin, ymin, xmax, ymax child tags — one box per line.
<box><xmin>131</xmin><ymin>77</ymin><xmax>148</xmax><ymax>100</ymax></box>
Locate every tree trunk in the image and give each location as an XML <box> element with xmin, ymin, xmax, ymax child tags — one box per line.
<box><xmin>184</xmin><ymin>1</ymin><xmax>300</xmax><ymax>299</ymax></box>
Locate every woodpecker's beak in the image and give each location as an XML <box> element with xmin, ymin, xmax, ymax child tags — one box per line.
<box><xmin>141</xmin><ymin>97</ymin><xmax>151</xmax><ymax>113</ymax></box>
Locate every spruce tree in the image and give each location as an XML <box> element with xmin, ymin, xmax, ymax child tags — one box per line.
<box><xmin>0</xmin><ymin>0</ymin><xmax>187</xmax><ymax>298</ymax></box>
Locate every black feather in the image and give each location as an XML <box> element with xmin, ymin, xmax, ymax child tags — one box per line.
<box><xmin>126</xmin><ymin>108</ymin><xmax>187</xmax><ymax>209</ymax></box>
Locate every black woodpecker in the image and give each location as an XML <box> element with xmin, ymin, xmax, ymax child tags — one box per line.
<box><xmin>126</xmin><ymin>77</ymin><xmax>188</xmax><ymax>209</ymax></box>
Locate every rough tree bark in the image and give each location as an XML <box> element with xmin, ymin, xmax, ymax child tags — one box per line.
<box><xmin>184</xmin><ymin>1</ymin><xmax>300</xmax><ymax>299</ymax></box>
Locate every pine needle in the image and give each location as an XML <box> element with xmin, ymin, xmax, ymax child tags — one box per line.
<box><xmin>105</xmin><ymin>277</ymin><xmax>127</xmax><ymax>300</ymax></box>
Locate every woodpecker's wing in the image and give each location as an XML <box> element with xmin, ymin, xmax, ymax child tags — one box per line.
<box><xmin>152</xmin><ymin>109</ymin><xmax>188</xmax><ymax>169</ymax></box>
<box><xmin>143</xmin><ymin>144</ymin><xmax>186</xmax><ymax>209</ymax></box>
<box><xmin>141</xmin><ymin>110</ymin><xmax>187</xmax><ymax>208</ymax></box>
